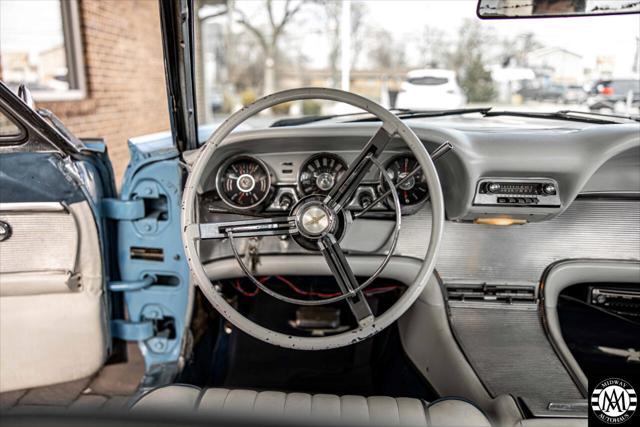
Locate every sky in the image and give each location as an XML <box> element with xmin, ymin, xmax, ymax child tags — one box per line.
<box><xmin>351</xmin><ymin>0</ymin><xmax>639</xmax><ymax>75</ymax></box>
<box><xmin>2</xmin><ymin>0</ymin><xmax>639</xmax><ymax>77</ymax></box>
<box><xmin>0</xmin><ymin>0</ymin><xmax>64</xmax><ymax>56</ymax></box>
<box><xmin>238</xmin><ymin>0</ymin><xmax>638</xmax><ymax>76</ymax></box>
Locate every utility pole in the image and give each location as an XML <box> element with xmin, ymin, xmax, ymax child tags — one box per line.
<box><xmin>633</xmin><ymin>36</ymin><xmax>639</xmax><ymax>73</ymax></box>
<box><xmin>340</xmin><ymin>0</ymin><xmax>351</xmax><ymax>91</ymax></box>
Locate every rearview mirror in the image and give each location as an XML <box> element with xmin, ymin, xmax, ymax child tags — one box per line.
<box><xmin>477</xmin><ymin>0</ymin><xmax>640</xmax><ymax>18</ymax></box>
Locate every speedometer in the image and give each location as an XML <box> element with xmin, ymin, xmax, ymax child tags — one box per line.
<box><xmin>298</xmin><ymin>153</ymin><xmax>347</xmax><ymax>196</ymax></box>
<box><xmin>216</xmin><ymin>155</ymin><xmax>271</xmax><ymax>209</ymax></box>
<box><xmin>380</xmin><ymin>154</ymin><xmax>429</xmax><ymax>206</ymax></box>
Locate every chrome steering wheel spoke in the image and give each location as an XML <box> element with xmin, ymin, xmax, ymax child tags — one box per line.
<box><xmin>319</xmin><ymin>234</ymin><xmax>374</xmax><ymax>326</ymax></box>
<box><xmin>197</xmin><ymin>216</ymin><xmax>298</xmax><ymax>239</ymax></box>
<box><xmin>324</xmin><ymin>126</ymin><xmax>394</xmax><ymax>212</ymax></box>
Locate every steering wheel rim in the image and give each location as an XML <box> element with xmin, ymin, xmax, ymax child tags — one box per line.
<box><xmin>182</xmin><ymin>87</ymin><xmax>445</xmax><ymax>350</ymax></box>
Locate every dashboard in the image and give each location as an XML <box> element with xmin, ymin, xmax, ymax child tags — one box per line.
<box><xmin>186</xmin><ymin>115</ymin><xmax>640</xmax><ymax>288</ymax></box>
<box><xmin>204</xmin><ymin>149</ymin><xmax>430</xmax><ymax>217</ymax></box>
<box><xmin>179</xmin><ymin>111</ymin><xmax>640</xmax><ymax>425</ymax></box>
<box><xmin>195</xmin><ymin>117</ymin><xmax>639</xmax><ymax>224</ymax></box>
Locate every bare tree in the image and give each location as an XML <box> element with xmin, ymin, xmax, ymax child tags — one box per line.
<box><xmin>418</xmin><ymin>26</ymin><xmax>449</xmax><ymax>69</ymax></box>
<box><xmin>367</xmin><ymin>28</ymin><xmax>407</xmax><ymax>72</ymax></box>
<box><xmin>236</xmin><ymin>0</ymin><xmax>306</xmax><ymax>95</ymax></box>
<box><xmin>499</xmin><ymin>32</ymin><xmax>543</xmax><ymax>67</ymax></box>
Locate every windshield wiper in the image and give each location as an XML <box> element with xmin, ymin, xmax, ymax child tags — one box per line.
<box><xmin>555</xmin><ymin>110</ymin><xmax>640</xmax><ymax>122</ymax></box>
<box><xmin>483</xmin><ymin>110</ymin><xmax>639</xmax><ymax>124</ymax></box>
<box><xmin>349</xmin><ymin>107</ymin><xmax>492</xmax><ymax>122</ymax></box>
<box><xmin>271</xmin><ymin>106</ymin><xmax>638</xmax><ymax>128</ymax></box>
<box><xmin>270</xmin><ymin>114</ymin><xmax>345</xmax><ymax>127</ymax></box>
<box><xmin>271</xmin><ymin>107</ymin><xmax>491</xmax><ymax>127</ymax></box>
<box><xmin>270</xmin><ymin>108</ymin><xmax>415</xmax><ymax>127</ymax></box>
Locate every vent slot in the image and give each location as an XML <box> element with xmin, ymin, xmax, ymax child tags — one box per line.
<box><xmin>447</xmin><ymin>283</ymin><xmax>536</xmax><ymax>303</ymax></box>
<box><xmin>281</xmin><ymin>161</ymin><xmax>294</xmax><ymax>175</ymax></box>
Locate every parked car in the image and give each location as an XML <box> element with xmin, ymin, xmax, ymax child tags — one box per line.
<box><xmin>562</xmin><ymin>84</ymin><xmax>588</xmax><ymax>104</ymax></box>
<box><xmin>519</xmin><ymin>81</ymin><xmax>566</xmax><ymax>102</ymax></box>
<box><xmin>395</xmin><ymin>69</ymin><xmax>466</xmax><ymax>110</ymax></box>
<box><xmin>587</xmin><ymin>78</ymin><xmax>640</xmax><ymax>112</ymax></box>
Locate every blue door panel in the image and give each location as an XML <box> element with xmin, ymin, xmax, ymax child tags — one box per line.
<box><xmin>114</xmin><ymin>140</ymin><xmax>190</xmax><ymax>370</ymax></box>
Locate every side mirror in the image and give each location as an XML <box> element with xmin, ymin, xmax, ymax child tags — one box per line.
<box><xmin>477</xmin><ymin>0</ymin><xmax>640</xmax><ymax>19</ymax></box>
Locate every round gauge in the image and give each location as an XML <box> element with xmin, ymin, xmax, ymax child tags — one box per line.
<box><xmin>380</xmin><ymin>154</ymin><xmax>429</xmax><ymax>206</ymax></box>
<box><xmin>216</xmin><ymin>155</ymin><xmax>271</xmax><ymax>209</ymax></box>
<box><xmin>298</xmin><ymin>153</ymin><xmax>347</xmax><ymax>196</ymax></box>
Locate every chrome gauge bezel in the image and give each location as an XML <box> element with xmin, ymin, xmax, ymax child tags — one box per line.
<box><xmin>215</xmin><ymin>155</ymin><xmax>273</xmax><ymax>210</ymax></box>
<box><xmin>379</xmin><ymin>153</ymin><xmax>430</xmax><ymax>209</ymax></box>
<box><xmin>297</xmin><ymin>152</ymin><xmax>348</xmax><ymax>197</ymax></box>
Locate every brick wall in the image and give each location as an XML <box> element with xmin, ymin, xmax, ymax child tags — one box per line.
<box><xmin>38</xmin><ymin>0</ymin><xmax>171</xmax><ymax>185</ymax></box>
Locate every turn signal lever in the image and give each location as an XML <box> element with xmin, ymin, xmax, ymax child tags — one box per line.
<box><xmin>354</xmin><ymin>141</ymin><xmax>452</xmax><ymax>218</ymax></box>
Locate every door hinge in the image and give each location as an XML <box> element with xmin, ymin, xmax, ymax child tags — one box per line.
<box><xmin>101</xmin><ymin>198</ymin><xmax>145</xmax><ymax>220</ymax></box>
<box><xmin>111</xmin><ymin>319</ymin><xmax>155</xmax><ymax>341</ymax></box>
<box><xmin>111</xmin><ymin>305</ymin><xmax>176</xmax><ymax>353</ymax></box>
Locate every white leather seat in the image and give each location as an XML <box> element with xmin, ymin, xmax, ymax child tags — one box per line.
<box><xmin>132</xmin><ymin>385</ymin><xmax>492</xmax><ymax>426</ymax></box>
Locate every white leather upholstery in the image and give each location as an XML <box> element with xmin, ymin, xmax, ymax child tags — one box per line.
<box><xmin>133</xmin><ymin>385</ymin><xmax>492</xmax><ymax>426</ymax></box>
<box><xmin>0</xmin><ymin>271</ymin><xmax>76</xmax><ymax>297</ymax></box>
<box><xmin>0</xmin><ymin>206</ymin><xmax>78</xmax><ymax>274</ymax></box>
<box><xmin>0</xmin><ymin>202</ymin><xmax>107</xmax><ymax>392</ymax></box>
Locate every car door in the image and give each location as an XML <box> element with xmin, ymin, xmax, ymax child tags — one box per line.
<box><xmin>0</xmin><ymin>82</ymin><xmax>116</xmax><ymax>393</ymax></box>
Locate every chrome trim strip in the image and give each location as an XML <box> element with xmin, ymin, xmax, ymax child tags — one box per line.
<box><xmin>447</xmin><ymin>301</ymin><xmax>538</xmax><ymax>311</ymax></box>
<box><xmin>0</xmin><ymin>202</ymin><xmax>66</xmax><ymax>213</ymax></box>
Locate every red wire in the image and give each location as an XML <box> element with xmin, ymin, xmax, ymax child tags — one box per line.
<box><xmin>275</xmin><ymin>275</ymin><xmax>342</xmax><ymax>298</ymax></box>
<box><xmin>233</xmin><ymin>276</ymin><xmax>400</xmax><ymax>299</ymax></box>
<box><xmin>232</xmin><ymin>276</ymin><xmax>269</xmax><ymax>297</ymax></box>
<box><xmin>233</xmin><ymin>278</ymin><xmax>259</xmax><ymax>297</ymax></box>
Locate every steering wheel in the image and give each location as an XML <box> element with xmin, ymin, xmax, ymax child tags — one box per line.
<box><xmin>182</xmin><ymin>88</ymin><xmax>444</xmax><ymax>350</ymax></box>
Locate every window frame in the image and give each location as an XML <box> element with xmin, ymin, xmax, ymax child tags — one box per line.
<box><xmin>4</xmin><ymin>0</ymin><xmax>87</xmax><ymax>102</ymax></box>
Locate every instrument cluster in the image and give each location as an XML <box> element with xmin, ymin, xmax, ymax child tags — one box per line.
<box><xmin>212</xmin><ymin>152</ymin><xmax>430</xmax><ymax>214</ymax></box>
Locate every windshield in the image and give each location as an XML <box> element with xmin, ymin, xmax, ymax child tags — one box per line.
<box><xmin>194</xmin><ymin>0</ymin><xmax>640</xmax><ymax>125</ymax></box>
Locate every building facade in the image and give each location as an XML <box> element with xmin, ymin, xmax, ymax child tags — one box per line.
<box><xmin>0</xmin><ymin>0</ymin><xmax>170</xmax><ymax>184</ymax></box>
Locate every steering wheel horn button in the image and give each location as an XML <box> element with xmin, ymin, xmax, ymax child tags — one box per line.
<box><xmin>296</xmin><ymin>203</ymin><xmax>334</xmax><ymax>237</ymax></box>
